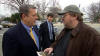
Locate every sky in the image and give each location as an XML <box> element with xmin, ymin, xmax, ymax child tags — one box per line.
<box><xmin>0</xmin><ymin>4</ymin><xmax>11</xmax><ymax>17</ymax></box>
<box><xmin>58</xmin><ymin>0</ymin><xmax>99</xmax><ymax>9</ymax></box>
<box><xmin>58</xmin><ymin>0</ymin><xmax>100</xmax><ymax>18</ymax></box>
<box><xmin>0</xmin><ymin>0</ymin><xmax>99</xmax><ymax>17</ymax></box>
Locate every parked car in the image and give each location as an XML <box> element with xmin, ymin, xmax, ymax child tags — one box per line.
<box><xmin>54</xmin><ymin>26</ymin><xmax>58</xmax><ymax>33</ymax></box>
<box><xmin>35</xmin><ymin>20</ymin><xmax>42</xmax><ymax>28</ymax></box>
<box><xmin>83</xmin><ymin>19</ymin><xmax>92</xmax><ymax>23</ymax></box>
<box><xmin>1</xmin><ymin>21</ymin><xmax>16</xmax><ymax>28</ymax></box>
<box><xmin>0</xmin><ymin>25</ymin><xmax>3</xmax><ymax>30</ymax></box>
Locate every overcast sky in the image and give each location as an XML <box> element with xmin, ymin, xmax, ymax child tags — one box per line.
<box><xmin>0</xmin><ymin>0</ymin><xmax>99</xmax><ymax>17</ymax></box>
<box><xmin>59</xmin><ymin>0</ymin><xmax>99</xmax><ymax>9</ymax></box>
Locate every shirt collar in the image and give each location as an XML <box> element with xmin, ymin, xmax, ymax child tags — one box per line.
<box><xmin>21</xmin><ymin>21</ymin><xmax>32</xmax><ymax>32</ymax></box>
<box><xmin>47</xmin><ymin>20</ymin><xmax>49</xmax><ymax>23</ymax></box>
<box><xmin>47</xmin><ymin>20</ymin><xmax>52</xmax><ymax>23</ymax></box>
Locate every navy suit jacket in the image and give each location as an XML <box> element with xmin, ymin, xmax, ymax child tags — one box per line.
<box><xmin>40</xmin><ymin>21</ymin><xmax>55</xmax><ymax>50</ymax></box>
<box><xmin>2</xmin><ymin>22</ymin><xmax>41</xmax><ymax>56</ymax></box>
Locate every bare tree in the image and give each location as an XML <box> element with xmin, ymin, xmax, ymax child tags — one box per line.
<box><xmin>0</xmin><ymin>0</ymin><xmax>61</xmax><ymax>20</ymax></box>
<box><xmin>0</xmin><ymin>0</ymin><xmax>32</xmax><ymax>11</ymax></box>
<box><xmin>35</xmin><ymin>0</ymin><xmax>61</xmax><ymax>19</ymax></box>
<box><xmin>86</xmin><ymin>2</ymin><xmax>100</xmax><ymax>22</ymax></box>
<box><xmin>35</xmin><ymin>0</ymin><xmax>50</xmax><ymax>19</ymax></box>
<box><xmin>49</xmin><ymin>7</ymin><xmax>61</xmax><ymax>17</ymax></box>
<box><xmin>48</xmin><ymin>0</ymin><xmax>59</xmax><ymax>7</ymax></box>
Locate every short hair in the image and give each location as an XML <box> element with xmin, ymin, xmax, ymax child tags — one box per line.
<box><xmin>47</xmin><ymin>13</ymin><xmax>54</xmax><ymax>17</ymax></box>
<box><xmin>19</xmin><ymin>4</ymin><xmax>36</xmax><ymax>17</ymax></box>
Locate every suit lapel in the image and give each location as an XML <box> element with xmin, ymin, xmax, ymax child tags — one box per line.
<box><xmin>45</xmin><ymin>21</ymin><xmax>49</xmax><ymax>32</ymax></box>
<box><xmin>18</xmin><ymin>22</ymin><xmax>38</xmax><ymax>51</ymax></box>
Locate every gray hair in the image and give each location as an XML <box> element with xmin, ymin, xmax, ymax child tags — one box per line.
<box><xmin>19</xmin><ymin>4</ymin><xmax>36</xmax><ymax>16</ymax></box>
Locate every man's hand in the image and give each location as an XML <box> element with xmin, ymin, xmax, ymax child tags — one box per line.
<box><xmin>44</xmin><ymin>48</ymin><xmax>53</xmax><ymax>55</ymax></box>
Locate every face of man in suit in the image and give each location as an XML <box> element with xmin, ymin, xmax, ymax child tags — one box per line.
<box><xmin>22</xmin><ymin>8</ymin><xmax>38</xmax><ymax>27</ymax></box>
<box><xmin>47</xmin><ymin>16</ymin><xmax>53</xmax><ymax>22</ymax></box>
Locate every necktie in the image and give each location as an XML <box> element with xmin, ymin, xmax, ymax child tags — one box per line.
<box><xmin>49</xmin><ymin>23</ymin><xmax>53</xmax><ymax>40</ymax></box>
<box><xmin>30</xmin><ymin>28</ymin><xmax>37</xmax><ymax>46</ymax></box>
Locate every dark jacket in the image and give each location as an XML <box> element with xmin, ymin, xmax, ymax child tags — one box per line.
<box><xmin>2</xmin><ymin>22</ymin><xmax>41</xmax><ymax>56</ymax></box>
<box><xmin>40</xmin><ymin>21</ymin><xmax>55</xmax><ymax>50</ymax></box>
<box><xmin>51</xmin><ymin>22</ymin><xmax>100</xmax><ymax>56</ymax></box>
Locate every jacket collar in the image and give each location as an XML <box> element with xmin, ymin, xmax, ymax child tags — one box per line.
<box><xmin>71</xmin><ymin>22</ymin><xmax>83</xmax><ymax>37</ymax></box>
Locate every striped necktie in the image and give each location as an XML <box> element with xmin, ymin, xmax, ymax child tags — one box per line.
<box><xmin>30</xmin><ymin>28</ymin><xmax>37</xmax><ymax>46</ymax></box>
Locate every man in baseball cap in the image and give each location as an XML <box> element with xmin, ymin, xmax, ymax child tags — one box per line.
<box><xmin>44</xmin><ymin>5</ymin><xmax>100</xmax><ymax>56</ymax></box>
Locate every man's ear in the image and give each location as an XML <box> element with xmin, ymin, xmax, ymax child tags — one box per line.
<box><xmin>22</xmin><ymin>14</ymin><xmax>26</xmax><ymax>19</ymax></box>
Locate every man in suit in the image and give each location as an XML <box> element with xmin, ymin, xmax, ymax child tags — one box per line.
<box><xmin>40</xmin><ymin>13</ymin><xmax>55</xmax><ymax>50</ymax></box>
<box><xmin>2</xmin><ymin>4</ymin><xmax>41</xmax><ymax>56</ymax></box>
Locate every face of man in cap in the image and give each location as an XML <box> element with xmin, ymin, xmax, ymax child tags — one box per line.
<box><xmin>59</xmin><ymin>5</ymin><xmax>81</xmax><ymax>29</ymax></box>
<box><xmin>62</xmin><ymin>13</ymin><xmax>78</xmax><ymax>29</ymax></box>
